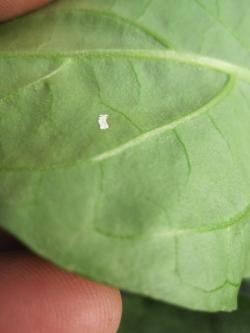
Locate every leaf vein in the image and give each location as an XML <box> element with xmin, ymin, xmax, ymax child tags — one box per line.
<box><xmin>0</xmin><ymin>60</ymin><xmax>70</xmax><ymax>104</ymax></box>
<box><xmin>193</xmin><ymin>0</ymin><xmax>250</xmax><ymax>55</ymax></box>
<box><xmin>92</xmin><ymin>75</ymin><xmax>235</xmax><ymax>162</ymax></box>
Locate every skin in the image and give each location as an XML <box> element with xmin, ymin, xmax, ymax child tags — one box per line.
<box><xmin>0</xmin><ymin>1</ymin><xmax>122</xmax><ymax>332</ymax></box>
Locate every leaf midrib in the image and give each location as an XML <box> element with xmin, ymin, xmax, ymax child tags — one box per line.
<box><xmin>1</xmin><ymin>49</ymin><xmax>248</xmax><ymax>171</ymax></box>
<box><xmin>0</xmin><ymin>70</ymin><xmax>235</xmax><ymax>172</ymax></box>
<box><xmin>1</xmin><ymin>50</ymin><xmax>250</xmax><ymax>82</ymax></box>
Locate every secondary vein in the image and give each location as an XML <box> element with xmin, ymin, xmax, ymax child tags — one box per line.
<box><xmin>91</xmin><ymin>75</ymin><xmax>235</xmax><ymax>162</ymax></box>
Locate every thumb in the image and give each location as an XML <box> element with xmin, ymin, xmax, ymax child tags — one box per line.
<box><xmin>0</xmin><ymin>0</ymin><xmax>53</xmax><ymax>21</ymax></box>
<box><xmin>0</xmin><ymin>252</ymin><xmax>122</xmax><ymax>333</ymax></box>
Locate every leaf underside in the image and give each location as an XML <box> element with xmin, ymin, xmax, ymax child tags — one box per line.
<box><xmin>1</xmin><ymin>0</ymin><xmax>250</xmax><ymax>312</ymax></box>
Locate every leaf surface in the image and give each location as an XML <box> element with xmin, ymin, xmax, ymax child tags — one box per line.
<box><xmin>1</xmin><ymin>0</ymin><xmax>250</xmax><ymax>311</ymax></box>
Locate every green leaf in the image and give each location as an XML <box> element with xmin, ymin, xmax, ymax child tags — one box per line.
<box><xmin>1</xmin><ymin>0</ymin><xmax>250</xmax><ymax>312</ymax></box>
<box><xmin>119</xmin><ymin>294</ymin><xmax>250</xmax><ymax>333</ymax></box>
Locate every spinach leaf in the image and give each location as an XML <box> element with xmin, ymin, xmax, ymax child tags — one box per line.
<box><xmin>1</xmin><ymin>0</ymin><xmax>250</xmax><ymax>312</ymax></box>
<box><xmin>119</xmin><ymin>294</ymin><xmax>250</xmax><ymax>333</ymax></box>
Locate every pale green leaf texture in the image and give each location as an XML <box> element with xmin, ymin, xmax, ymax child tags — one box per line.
<box><xmin>1</xmin><ymin>0</ymin><xmax>250</xmax><ymax>311</ymax></box>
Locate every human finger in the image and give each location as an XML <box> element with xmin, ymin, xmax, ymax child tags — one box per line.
<box><xmin>0</xmin><ymin>252</ymin><xmax>122</xmax><ymax>333</ymax></box>
<box><xmin>0</xmin><ymin>0</ymin><xmax>53</xmax><ymax>21</ymax></box>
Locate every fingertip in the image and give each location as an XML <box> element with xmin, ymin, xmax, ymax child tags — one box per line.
<box><xmin>0</xmin><ymin>0</ymin><xmax>53</xmax><ymax>21</ymax></box>
<box><xmin>0</xmin><ymin>253</ymin><xmax>122</xmax><ymax>333</ymax></box>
